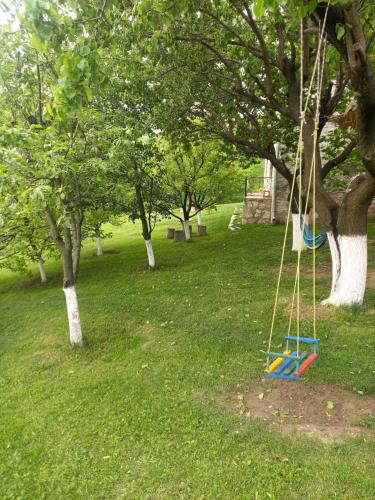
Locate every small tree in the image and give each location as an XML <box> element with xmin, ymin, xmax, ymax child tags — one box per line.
<box><xmin>159</xmin><ymin>140</ymin><xmax>241</xmax><ymax>240</ymax></box>
<box><xmin>110</xmin><ymin>129</ymin><xmax>166</xmax><ymax>269</ymax></box>
<box><xmin>0</xmin><ymin>206</ymin><xmax>56</xmax><ymax>283</ymax></box>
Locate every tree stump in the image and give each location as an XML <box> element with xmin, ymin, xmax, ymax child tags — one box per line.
<box><xmin>174</xmin><ymin>229</ymin><xmax>185</xmax><ymax>242</ymax></box>
<box><xmin>198</xmin><ymin>224</ymin><xmax>207</xmax><ymax>236</ymax></box>
<box><xmin>167</xmin><ymin>228</ymin><xmax>175</xmax><ymax>239</ymax></box>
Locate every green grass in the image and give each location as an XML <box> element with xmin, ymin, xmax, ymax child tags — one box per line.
<box><xmin>1</xmin><ymin>204</ymin><xmax>375</xmax><ymax>499</ymax></box>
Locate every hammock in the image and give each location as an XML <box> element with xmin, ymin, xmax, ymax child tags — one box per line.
<box><xmin>300</xmin><ymin>217</ymin><xmax>327</xmax><ymax>250</ymax></box>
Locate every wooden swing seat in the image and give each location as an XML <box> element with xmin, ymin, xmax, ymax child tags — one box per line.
<box><xmin>263</xmin><ymin>336</ymin><xmax>319</xmax><ymax>381</ymax></box>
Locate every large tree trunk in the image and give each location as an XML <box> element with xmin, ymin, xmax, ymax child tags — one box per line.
<box><xmin>38</xmin><ymin>258</ymin><xmax>47</xmax><ymax>283</ymax></box>
<box><xmin>303</xmin><ymin>118</ymin><xmax>370</xmax><ymax>306</ymax></box>
<box><xmin>323</xmin><ymin>232</ymin><xmax>367</xmax><ymax>306</ymax></box>
<box><xmin>322</xmin><ymin>173</ymin><xmax>375</xmax><ymax>306</ymax></box>
<box><xmin>314</xmin><ymin>4</ymin><xmax>375</xmax><ymax>305</ymax></box>
<box><xmin>292</xmin><ymin>214</ymin><xmax>308</xmax><ymax>252</ymax></box>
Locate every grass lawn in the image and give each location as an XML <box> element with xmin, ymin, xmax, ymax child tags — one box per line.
<box><xmin>1</xmin><ymin>203</ymin><xmax>375</xmax><ymax>498</ymax></box>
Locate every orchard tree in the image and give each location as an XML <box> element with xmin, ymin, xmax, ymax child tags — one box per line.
<box><xmin>109</xmin><ymin>127</ymin><xmax>166</xmax><ymax>269</ymax></box>
<box><xmin>125</xmin><ymin>0</ymin><xmax>371</xmax><ymax>305</ymax></box>
<box><xmin>0</xmin><ymin>5</ymin><xmax>113</xmax><ymax>344</ymax></box>
<box><xmin>0</xmin><ymin>204</ymin><xmax>55</xmax><ymax>283</ymax></box>
<box><xmin>158</xmin><ymin>140</ymin><xmax>242</xmax><ymax>240</ymax></box>
<box><xmin>83</xmin><ymin>208</ymin><xmax>124</xmax><ymax>257</ymax></box>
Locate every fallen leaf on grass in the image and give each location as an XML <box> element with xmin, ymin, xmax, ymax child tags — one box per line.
<box><xmin>327</xmin><ymin>400</ymin><xmax>334</xmax><ymax>410</ymax></box>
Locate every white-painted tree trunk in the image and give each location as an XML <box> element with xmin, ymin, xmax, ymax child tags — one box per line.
<box><xmin>292</xmin><ymin>214</ymin><xmax>308</xmax><ymax>251</ymax></box>
<box><xmin>197</xmin><ymin>211</ymin><xmax>203</xmax><ymax>226</ymax></box>
<box><xmin>144</xmin><ymin>239</ymin><xmax>156</xmax><ymax>268</ymax></box>
<box><xmin>182</xmin><ymin>220</ymin><xmax>191</xmax><ymax>241</ymax></box>
<box><xmin>96</xmin><ymin>237</ymin><xmax>103</xmax><ymax>256</ymax></box>
<box><xmin>322</xmin><ymin>232</ymin><xmax>367</xmax><ymax>306</ymax></box>
<box><xmin>38</xmin><ymin>259</ymin><xmax>47</xmax><ymax>283</ymax></box>
<box><xmin>63</xmin><ymin>286</ymin><xmax>83</xmax><ymax>346</ymax></box>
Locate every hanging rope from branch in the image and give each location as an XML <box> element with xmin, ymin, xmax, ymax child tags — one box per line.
<box><xmin>263</xmin><ymin>3</ymin><xmax>330</xmax><ymax>380</ymax></box>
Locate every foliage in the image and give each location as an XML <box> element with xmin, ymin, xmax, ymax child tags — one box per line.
<box><xmin>158</xmin><ymin>139</ymin><xmax>243</xmax><ymax>222</ymax></box>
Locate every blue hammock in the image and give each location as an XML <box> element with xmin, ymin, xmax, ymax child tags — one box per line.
<box><xmin>300</xmin><ymin>216</ymin><xmax>327</xmax><ymax>250</ymax></box>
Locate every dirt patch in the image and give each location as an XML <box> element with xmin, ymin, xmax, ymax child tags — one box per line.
<box><xmin>366</xmin><ymin>268</ymin><xmax>375</xmax><ymax>290</ymax></box>
<box><xmin>34</xmin><ymin>348</ymin><xmax>62</xmax><ymax>365</ymax></box>
<box><xmin>277</xmin><ymin>295</ymin><xmax>332</xmax><ymax>321</ymax></box>
<box><xmin>222</xmin><ymin>381</ymin><xmax>375</xmax><ymax>443</ymax></box>
<box><xmin>280</xmin><ymin>262</ymin><xmax>331</xmax><ymax>279</ymax></box>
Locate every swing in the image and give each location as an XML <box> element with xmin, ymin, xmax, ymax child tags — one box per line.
<box><xmin>263</xmin><ymin>10</ymin><xmax>329</xmax><ymax>381</ymax></box>
<box><xmin>263</xmin><ymin>336</ymin><xmax>319</xmax><ymax>381</ymax></box>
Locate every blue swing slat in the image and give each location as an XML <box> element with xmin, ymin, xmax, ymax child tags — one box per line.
<box><xmin>285</xmin><ymin>336</ymin><xmax>320</xmax><ymax>345</ymax></box>
<box><xmin>273</xmin><ymin>352</ymin><xmax>297</xmax><ymax>375</ymax></box>
<box><xmin>262</xmin><ymin>350</ymin><xmax>301</xmax><ymax>360</ymax></box>
<box><xmin>264</xmin><ymin>372</ymin><xmax>301</xmax><ymax>381</ymax></box>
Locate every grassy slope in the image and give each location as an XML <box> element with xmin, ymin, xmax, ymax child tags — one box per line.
<box><xmin>1</xmin><ymin>204</ymin><xmax>375</xmax><ymax>499</ymax></box>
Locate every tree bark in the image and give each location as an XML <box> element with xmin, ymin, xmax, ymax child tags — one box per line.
<box><xmin>45</xmin><ymin>208</ymin><xmax>83</xmax><ymax>345</ymax></box>
<box><xmin>38</xmin><ymin>258</ymin><xmax>47</xmax><ymax>283</ymax></box>
<box><xmin>197</xmin><ymin>211</ymin><xmax>203</xmax><ymax>225</ymax></box>
<box><xmin>63</xmin><ymin>285</ymin><xmax>83</xmax><ymax>346</ymax></box>
<box><xmin>61</xmin><ymin>244</ymin><xmax>83</xmax><ymax>345</ymax></box>
<box><xmin>71</xmin><ymin>214</ymin><xmax>82</xmax><ymax>281</ymax></box>
<box><xmin>144</xmin><ymin>239</ymin><xmax>156</xmax><ymax>268</ymax></box>
<box><xmin>301</xmin><ymin>117</ymin><xmax>375</xmax><ymax>305</ymax></box>
<box><xmin>322</xmin><ymin>173</ymin><xmax>375</xmax><ymax>306</ymax></box>
<box><xmin>135</xmin><ymin>184</ymin><xmax>156</xmax><ymax>268</ymax></box>
<box><xmin>292</xmin><ymin>214</ymin><xmax>308</xmax><ymax>252</ymax></box>
<box><xmin>182</xmin><ymin>220</ymin><xmax>191</xmax><ymax>241</ymax></box>
<box><xmin>96</xmin><ymin>236</ymin><xmax>103</xmax><ymax>256</ymax></box>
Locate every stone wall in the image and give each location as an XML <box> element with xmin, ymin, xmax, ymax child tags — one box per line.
<box><xmin>242</xmin><ymin>169</ymin><xmax>375</xmax><ymax>226</ymax></box>
<box><xmin>242</xmin><ymin>195</ymin><xmax>272</xmax><ymax>224</ymax></box>
<box><xmin>274</xmin><ymin>170</ymin><xmax>289</xmax><ymax>222</ymax></box>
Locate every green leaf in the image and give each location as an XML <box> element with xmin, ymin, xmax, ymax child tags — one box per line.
<box><xmin>84</xmin><ymin>86</ymin><xmax>93</xmax><ymax>102</ymax></box>
<box><xmin>253</xmin><ymin>0</ymin><xmax>265</xmax><ymax>19</ymax></box>
<box><xmin>327</xmin><ymin>400</ymin><xmax>334</xmax><ymax>410</ymax></box>
<box><xmin>79</xmin><ymin>45</ymin><xmax>91</xmax><ymax>56</ymax></box>
<box><xmin>30</xmin><ymin>33</ymin><xmax>45</xmax><ymax>52</ymax></box>
<box><xmin>336</xmin><ymin>24</ymin><xmax>345</xmax><ymax>40</ymax></box>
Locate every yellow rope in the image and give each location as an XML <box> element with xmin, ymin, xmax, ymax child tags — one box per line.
<box><xmin>267</xmin><ymin>4</ymin><xmax>330</xmax><ymax>362</ymax></box>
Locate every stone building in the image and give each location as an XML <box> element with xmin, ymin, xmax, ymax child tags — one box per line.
<box><xmin>242</xmin><ymin>158</ymin><xmax>375</xmax><ymax>225</ymax></box>
<box><xmin>242</xmin><ymin>159</ymin><xmax>289</xmax><ymax>225</ymax></box>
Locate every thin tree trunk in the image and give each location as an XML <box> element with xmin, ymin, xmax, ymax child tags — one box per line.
<box><xmin>45</xmin><ymin>208</ymin><xmax>83</xmax><ymax>345</ymax></box>
<box><xmin>182</xmin><ymin>220</ymin><xmax>191</xmax><ymax>241</ymax></box>
<box><xmin>71</xmin><ymin>215</ymin><xmax>82</xmax><ymax>281</ymax></box>
<box><xmin>63</xmin><ymin>284</ymin><xmax>83</xmax><ymax>346</ymax></box>
<box><xmin>62</xmin><ymin>245</ymin><xmax>83</xmax><ymax>346</ymax></box>
<box><xmin>197</xmin><ymin>211</ymin><xmax>203</xmax><ymax>225</ymax></box>
<box><xmin>38</xmin><ymin>258</ymin><xmax>47</xmax><ymax>283</ymax></box>
<box><xmin>96</xmin><ymin>237</ymin><xmax>103</xmax><ymax>256</ymax></box>
<box><xmin>135</xmin><ymin>184</ymin><xmax>156</xmax><ymax>268</ymax></box>
<box><xmin>144</xmin><ymin>239</ymin><xmax>156</xmax><ymax>268</ymax></box>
